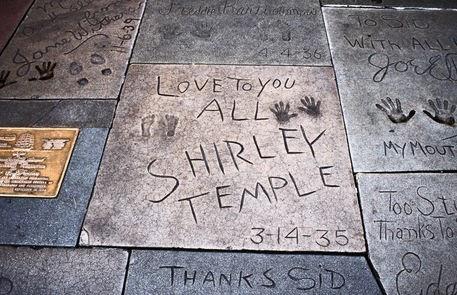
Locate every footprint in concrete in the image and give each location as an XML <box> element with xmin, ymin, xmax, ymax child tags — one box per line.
<box><xmin>77</xmin><ymin>78</ymin><xmax>89</xmax><ymax>87</ymax></box>
<box><xmin>165</xmin><ymin>114</ymin><xmax>179</xmax><ymax>137</ymax></box>
<box><xmin>69</xmin><ymin>62</ymin><xmax>83</xmax><ymax>75</ymax></box>
<box><xmin>101</xmin><ymin>68</ymin><xmax>112</xmax><ymax>76</ymax></box>
<box><xmin>141</xmin><ymin>115</ymin><xmax>155</xmax><ymax>137</ymax></box>
<box><xmin>90</xmin><ymin>53</ymin><xmax>105</xmax><ymax>65</ymax></box>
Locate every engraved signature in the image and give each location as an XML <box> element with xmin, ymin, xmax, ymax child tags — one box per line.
<box><xmin>368</xmin><ymin>52</ymin><xmax>457</xmax><ymax>83</ymax></box>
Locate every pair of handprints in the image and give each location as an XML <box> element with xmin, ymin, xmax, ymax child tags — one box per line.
<box><xmin>159</xmin><ymin>22</ymin><xmax>214</xmax><ymax>40</ymax></box>
<box><xmin>376</xmin><ymin>97</ymin><xmax>456</xmax><ymax>126</ymax></box>
<box><xmin>270</xmin><ymin>96</ymin><xmax>321</xmax><ymax>124</ymax></box>
<box><xmin>0</xmin><ymin>62</ymin><xmax>57</xmax><ymax>89</ymax></box>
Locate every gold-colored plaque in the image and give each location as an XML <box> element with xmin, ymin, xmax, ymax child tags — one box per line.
<box><xmin>0</xmin><ymin>128</ymin><xmax>79</xmax><ymax>198</ymax></box>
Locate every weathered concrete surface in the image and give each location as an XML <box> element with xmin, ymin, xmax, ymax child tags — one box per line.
<box><xmin>125</xmin><ymin>250</ymin><xmax>383</xmax><ymax>294</ymax></box>
<box><xmin>0</xmin><ymin>128</ymin><xmax>109</xmax><ymax>246</ymax></box>
<box><xmin>82</xmin><ymin>64</ymin><xmax>365</xmax><ymax>252</ymax></box>
<box><xmin>324</xmin><ymin>8</ymin><xmax>457</xmax><ymax>172</ymax></box>
<box><xmin>132</xmin><ymin>0</ymin><xmax>331</xmax><ymax>66</ymax></box>
<box><xmin>0</xmin><ymin>0</ymin><xmax>34</xmax><ymax>52</ymax></box>
<box><xmin>0</xmin><ymin>246</ymin><xmax>127</xmax><ymax>295</ymax></box>
<box><xmin>0</xmin><ymin>0</ymin><xmax>145</xmax><ymax>99</ymax></box>
<box><xmin>358</xmin><ymin>173</ymin><xmax>457</xmax><ymax>295</ymax></box>
<box><xmin>0</xmin><ymin>100</ymin><xmax>116</xmax><ymax>128</ymax></box>
<box><xmin>0</xmin><ymin>100</ymin><xmax>114</xmax><ymax>246</ymax></box>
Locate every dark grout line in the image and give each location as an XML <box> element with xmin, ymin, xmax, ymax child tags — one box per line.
<box><xmin>128</xmin><ymin>61</ymin><xmax>334</xmax><ymax>68</ymax></box>
<box><xmin>365</xmin><ymin>251</ymin><xmax>389</xmax><ymax>295</ymax></box>
<box><xmin>353</xmin><ymin>176</ymin><xmax>388</xmax><ymax>295</ymax></box>
<box><xmin>320</xmin><ymin>4</ymin><xmax>457</xmax><ymax>11</ymax></box>
<box><xmin>0</xmin><ymin>0</ymin><xmax>37</xmax><ymax>57</ymax></box>
<box><xmin>355</xmin><ymin>170</ymin><xmax>457</xmax><ymax>174</ymax></box>
<box><xmin>121</xmin><ymin>250</ymin><xmax>132</xmax><ymax>295</ymax></box>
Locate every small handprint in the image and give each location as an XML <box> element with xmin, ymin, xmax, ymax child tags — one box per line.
<box><xmin>298</xmin><ymin>96</ymin><xmax>321</xmax><ymax>117</ymax></box>
<box><xmin>375</xmin><ymin>97</ymin><xmax>415</xmax><ymax>124</ymax></box>
<box><xmin>159</xmin><ymin>24</ymin><xmax>182</xmax><ymax>40</ymax></box>
<box><xmin>0</xmin><ymin>70</ymin><xmax>17</xmax><ymax>89</ymax></box>
<box><xmin>141</xmin><ymin>115</ymin><xmax>155</xmax><ymax>137</ymax></box>
<box><xmin>423</xmin><ymin>98</ymin><xmax>456</xmax><ymax>126</ymax></box>
<box><xmin>31</xmin><ymin>62</ymin><xmax>57</xmax><ymax>81</ymax></box>
<box><xmin>191</xmin><ymin>22</ymin><xmax>213</xmax><ymax>39</ymax></box>
<box><xmin>270</xmin><ymin>101</ymin><xmax>297</xmax><ymax>124</ymax></box>
<box><xmin>165</xmin><ymin>114</ymin><xmax>179</xmax><ymax>137</ymax></box>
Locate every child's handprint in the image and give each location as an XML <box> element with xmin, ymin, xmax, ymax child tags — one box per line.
<box><xmin>375</xmin><ymin>97</ymin><xmax>415</xmax><ymax>124</ymax></box>
<box><xmin>423</xmin><ymin>98</ymin><xmax>455</xmax><ymax>126</ymax></box>
<box><xmin>191</xmin><ymin>22</ymin><xmax>213</xmax><ymax>39</ymax></box>
<box><xmin>298</xmin><ymin>96</ymin><xmax>321</xmax><ymax>117</ymax></box>
<box><xmin>34</xmin><ymin>62</ymin><xmax>57</xmax><ymax>81</ymax></box>
<box><xmin>0</xmin><ymin>70</ymin><xmax>17</xmax><ymax>89</ymax></box>
<box><xmin>270</xmin><ymin>101</ymin><xmax>297</xmax><ymax>124</ymax></box>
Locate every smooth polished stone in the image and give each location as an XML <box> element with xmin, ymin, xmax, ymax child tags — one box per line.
<box><xmin>125</xmin><ymin>250</ymin><xmax>383</xmax><ymax>295</ymax></box>
<box><xmin>0</xmin><ymin>246</ymin><xmax>127</xmax><ymax>295</ymax></box>
<box><xmin>323</xmin><ymin>8</ymin><xmax>457</xmax><ymax>172</ymax></box>
<box><xmin>0</xmin><ymin>0</ymin><xmax>145</xmax><ymax>99</ymax></box>
<box><xmin>82</xmin><ymin>64</ymin><xmax>365</xmax><ymax>252</ymax></box>
<box><xmin>0</xmin><ymin>0</ymin><xmax>34</xmax><ymax>51</ymax></box>
<box><xmin>131</xmin><ymin>0</ymin><xmax>331</xmax><ymax>66</ymax></box>
<box><xmin>357</xmin><ymin>173</ymin><xmax>457</xmax><ymax>295</ymax></box>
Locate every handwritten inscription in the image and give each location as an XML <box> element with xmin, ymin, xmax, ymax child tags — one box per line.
<box><xmin>249</xmin><ymin>227</ymin><xmax>349</xmax><ymax>248</ymax></box>
<box><xmin>374</xmin><ymin>187</ymin><xmax>457</xmax><ymax>242</ymax></box>
<box><xmin>339</xmin><ymin>12</ymin><xmax>457</xmax><ymax>83</ymax></box>
<box><xmin>155</xmin><ymin>1</ymin><xmax>317</xmax><ymax>17</ymax></box>
<box><xmin>396</xmin><ymin>252</ymin><xmax>457</xmax><ymax>295</ymax></box>
<box><xmin>158</xmin><ymin>265</ymin><xmax>346</xmax><ymax>291</ymax></box>
<box><xmin>0</xmin><ymin>128</ymin><xmax>78</xmax><ymax>198</ymax></box>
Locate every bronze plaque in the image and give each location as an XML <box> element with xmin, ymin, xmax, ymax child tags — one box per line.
<box><xmin>0</xmin><ymin>128</ymin><xmax>78</xmax><ymax>198</ymax></box>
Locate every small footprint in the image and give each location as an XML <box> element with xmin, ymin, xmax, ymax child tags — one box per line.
<box><xmin>101</xmin><ymin>68</ymin><xmax>112</xmax><ymax>75</ymax></box>
<box><xmin>90</xmin><ymin>53</ymin><xmax>105</xmax><ymax>65</ymax></box>
<box><xmin>77</xmin><ymin>78</ymin><xmax>89</xmax><ymax>86</ymax></box>
<box><xmin>141</xmin><ymin>115</ymin><xmax>155</xmax><ymax>137</ymax></box>
<box><xmin>69</xmin><ymin>62</ymin><xmax>83</xmax><ymax>75</ymax></box>
<box><xmin>165</xmin><ymin>114</ymin><xmax>179</xmax><ymax>137</ymax></box>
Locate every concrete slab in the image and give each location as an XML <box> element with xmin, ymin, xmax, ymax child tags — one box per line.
<box><xmin>0</xmin><ymin>0</ymin><xmax>145</xmax><ymax>99</ymax></box>
<box><xmin>132</xmin><ymin>0</ymin><xmax>331</xmax><ymax>66</ymax></box>
<box><xmin>82</xmin><ymin>64</ymin><xmax>365</xmax><ymax>252</ymax></box>
<box><xmin>0</xmin><ymin>246</ymin><xmax>127</xmax><ymax>295</ymax></box>
<box><xmin>323</xmin><ymin>8</ymin><xmax>457</xmax><ymax>172</ymax></box>
<box><xmin>358</xmin><ymin>173</ymin><xmax>457</xmax><ymax>295</ymax></box>
<box><xmin>125</xmin><ymin>250</ymin><xmax>383</xmax><ymax>295</ymax></box>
